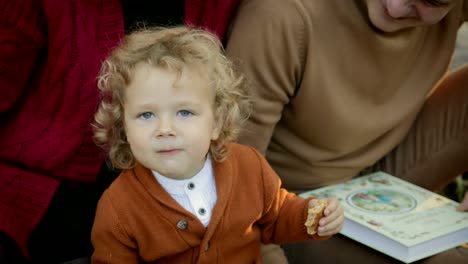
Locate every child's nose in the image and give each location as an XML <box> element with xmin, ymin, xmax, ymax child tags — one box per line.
<box><xmin>156</xmin><ymin>116</ymin><xmax>176</xmax><ymax>137</ymax></box>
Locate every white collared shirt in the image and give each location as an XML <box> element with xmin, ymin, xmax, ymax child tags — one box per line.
<box><xmin>153</xmin><ymin>157</ymin><xmax>217</xmax><ymax>227</ymax></box>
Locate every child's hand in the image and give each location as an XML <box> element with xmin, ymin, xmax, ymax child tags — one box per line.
<box><xmin>316</xmin><ymin>197</ymin><xmax>344</xmax><ymax>236</ymax></box>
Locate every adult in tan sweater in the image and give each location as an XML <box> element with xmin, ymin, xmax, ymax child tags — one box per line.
<box><xmin>91</xmin><ymin>26</ymin><xmax>344</xmax><ymax>263</ymax></box>
<box><xmin>226</xmin><ymin>0</ymin><xmax>468</xmax><ymax>263</ymax></box>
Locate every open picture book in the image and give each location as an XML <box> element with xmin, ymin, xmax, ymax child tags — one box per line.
<box><xmin>299</xmin><ymin>172</ymin><xmax>468</xmax><ymax>263</ymax></box>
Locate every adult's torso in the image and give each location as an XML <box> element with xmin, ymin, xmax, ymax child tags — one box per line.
<box><xmin>228</xmin><ymin>0</ymin><xmax>466</xmax><ymax>191</ymax></box>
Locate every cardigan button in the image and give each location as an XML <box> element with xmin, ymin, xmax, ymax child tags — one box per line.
<box><xmin>176</xmin><ymin>219</ymin><xmax>188</xmax><ymax>230</ymax></box>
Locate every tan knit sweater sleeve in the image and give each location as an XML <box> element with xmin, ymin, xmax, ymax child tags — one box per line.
<box><xmin>226</xmin><ymin>0</ymin><xmax>306</xmax><ymax>155</ymax></box>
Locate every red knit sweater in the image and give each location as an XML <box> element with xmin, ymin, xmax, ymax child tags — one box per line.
<box><xmin>0</xmin><ymin>0</ymin><xmax>240</xmax><ymax>257</ymax></box>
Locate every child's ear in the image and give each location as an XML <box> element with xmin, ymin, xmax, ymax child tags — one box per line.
<box><xmin>211</xmin><ymin>118</ymin><xmax>222</xmax><ymax>140</ymax></box>
<box><xmin>211</xmin><ymin>124</ymin><xmax>221</xmax><ymax>141</ymax></box>
<box><xmin>123</xmin><ymin>116</ymin><xmax>130</xmax><ymax>139</ymax></box>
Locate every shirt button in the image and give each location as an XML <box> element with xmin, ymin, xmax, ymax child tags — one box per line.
<box><xmin>176</xmin><ymin>219</ymin><xmax>188</xmax><ymax>230</ymax></box>
<box><xmin>188</xmin><ymin>182</ymin><xmax>195</xmax><ymax>190</ymax></box>
<box><xmin>198</xmin><ymin>208</ymin><xmax>206</xmax><ymax>216</ymax></box>
<box><xmin>205</xmin><ymin>241</ymin><xmax>211</xmax><ymax>251</ymax></box>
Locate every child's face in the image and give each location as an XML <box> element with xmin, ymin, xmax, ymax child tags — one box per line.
<box><xmin>123</xmin><ymin>64</ymin><xmax>220</xmax><ymax>180</ymax></box>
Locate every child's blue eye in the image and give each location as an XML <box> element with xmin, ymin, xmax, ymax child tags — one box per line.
<box><xmin>178</xmin><ymin>110</ymin><xmax>193</xmax><ymax>117</ymax></box>
<box><xmin>139</xmin><ymin>112</ymin><xmax>154</xmax><ymax>119</ymax></box>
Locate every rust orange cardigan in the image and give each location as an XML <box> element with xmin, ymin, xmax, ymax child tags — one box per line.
<box><xmin>91</xmin><ymin>144</ymin><xmax>326</xmax><ymax>263</ymax></box>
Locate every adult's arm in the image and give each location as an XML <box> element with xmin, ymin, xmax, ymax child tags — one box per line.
<box><xmin>226</xmin><ymin>0</ymin><xmax>307</xmax><ymax>154</ymax></box>
<box><xmin>0</xmin><ymin>0</ymin><xmax>46</xmax><ymax>114</ymax></box>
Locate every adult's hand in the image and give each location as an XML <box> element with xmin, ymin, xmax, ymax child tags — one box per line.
<box><xmin>456</xmin><ymin>191</ymin><xmax>468</xmax><ymax>212</ymax></box>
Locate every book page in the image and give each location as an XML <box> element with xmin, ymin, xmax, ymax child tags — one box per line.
<box><xmin>300</xmin><ymin>172</ymin><xmax>468</xmax><ymax>247</ymax></box>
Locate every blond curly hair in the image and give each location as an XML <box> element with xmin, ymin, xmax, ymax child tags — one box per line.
<box><xmin>94</xmin><ymin>26</ymin><xmax>249</xmax><ymax>169</ymax></box>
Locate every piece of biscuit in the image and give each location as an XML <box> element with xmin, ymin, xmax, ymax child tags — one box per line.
<box><xmin>304</xmin><ymin>199</ymin><xmax>328</xmax><ymax>235</ymax></box>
